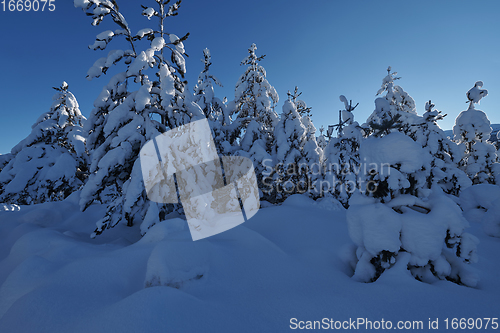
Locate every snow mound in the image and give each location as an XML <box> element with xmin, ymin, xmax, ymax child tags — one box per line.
<box><xmin>360</xmin><ymin>132</ymin><xmax>428</xmax><ymax>174</ymax></box>
<box><xmin>347</xmin><ymin>190</ymin><xmax>478</xmax><ymax>286</ymax></box>
<box><xmin>461</xmin><ymin>184</ymin><xmax>500</xmax><ymax>237</ymax></box>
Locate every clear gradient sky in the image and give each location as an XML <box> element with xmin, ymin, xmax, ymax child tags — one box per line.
<box><xmin>1</xmin><ymin>0</ymin><xmax>500</xmax><ymax>154</ymax></box>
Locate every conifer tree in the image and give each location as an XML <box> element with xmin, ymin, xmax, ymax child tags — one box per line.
<box><xmin>301</xmin><ymin>116</ymin><xmax>323</xmax><ymax>198</ymax></box>
<box><xmin>227</xmin><ymin>43</ymin><xmax>279</xmax><ymax>196</ymax></box>
<box><xmin>193</xmin><ymin>48</ymin><xmax>231</xmax><ymax>154</ymax></box>
<box><xmin>273</xmin><ymin>97</ymin><xmax>322</xmax><ymax>202</ymax></box>
<box><xmin>0</xmin><ymin>82</ymin><xmax>87</xmax><ymax>204</ymax></box>
<box><xmin>366</xmin><ymin>67</ymin><xmax>419</xmax><ymax>139</ymax></box>
<box><xmin>347</xmin><ymin>129</ymin><xmax>478</xmax><ymax>286</ymax></box>
<box><xmin>287</xmin><ymin>86</ymin><xmax>312</xmax><ymax>118</ymax></box>
<box><xmin>453</xmin><ymin>81</ymin><xmax>500</xmax><ymax>184</ymax></box>
<box><xmin>273</xmin><ymin>100</ymin><xmax>307</xmax><ymax>202</ymax></box>
<box><xmin>415</xmin><ymin>101</ymin><xmax>471</xmax><ymax>195</ymax></box>
<box><xmin>366</xmin><ymin>68</ymin><xmax>471</xmax><ymax>194</ymax></box>
<box><xmin>346</xmin><ymin>73</ymin><xmax>479</xmax><ymax>287</ymax></box>
<box><xmin>75</xmin><ymin>0</ymin><xmax>203</xmax><ymax>236</ymax></box>
<box><xmin>228</xmin><ymin>44</ymin><xmax>279</xmax><ymax>146</ymax></box>
<box><xmin>317</xmin><ymin>126</ymin><xmax>327</xmax><ymax>150</ymax></box>
<box><xmin>323</xmin><ymin>96</ymin><xmax>363</xmax><ymax>207</ymax></box>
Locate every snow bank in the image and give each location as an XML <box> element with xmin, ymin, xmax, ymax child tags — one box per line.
<box><xmin>0</xmin><ymin>193</ymin><xmax>498</xmax><ymax>332</ymax></box>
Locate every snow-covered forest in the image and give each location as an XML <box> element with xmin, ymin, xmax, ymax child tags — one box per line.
<box><xmin>0</xmin><ymin>1</ymin><xmax>499</xmax><ymax>332</ymax></box>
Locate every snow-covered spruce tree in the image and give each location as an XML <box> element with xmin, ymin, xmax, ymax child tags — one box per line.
<box><xmin>453</xmin><ymin>81</ymin><xmax>500</xmax><ymax>184</ymax></box>
<box><xmin>300</xmin><ymin>116</ymin><xmax>323</xmax><ymax>198</ymax></box>
<box><xmin>272</xmin><ymin>100</ymin><xmax>308</xmax><ymax>202</ymax></box>
<box><xmin>228</xmin><ymin>44</ymin><xmax>279</xmax><ymax>147</ymax></box>
<box><xmin>414</xmin><ymin>101</ymin><xmax>471</xmax><ymax>196</ymax></box>
<box><xmin>0</xmin><ymin>82</ymin><xmax>87</xmax><ymax>204</ymax></box>
<box><xmin>323</xmin><ymin>96</ymin><xmax>364</xmax><ymax>207</ymax></box>
<box><xmin>270</xmin><ymin>87</ymin><xmax>322</xmax><ymax>202</ymax></box>
<box><xmin>288</xmin><ymin>87</ymin><xmax>323</xmax><ymax>194</ymax></box>
<box><xmin>365</xmin><ymin>67</ymin><xmax>419</xmax><ymax>139</ymax></box>
<box><xmin>287</xmin><ymin>86</ymin><xmax>312</xmax><ymax>118</ymax></box>
<box><xmin>346</xmin><ymin>97</ymin><xmax>479</xmax><ymax>286</ymax></box>
<box><xmin>227</xmin><ymin>43</ymin><xmax>279</xmax><ymax>198</ymax></box>
<box><xmin>193</xmin><ymin>48</ymin><xmax>231</xmax><ymax>155</ymax></box>
<box><xmin>75</xmin><ymin>0</ymin><xmax>204</xmax><ymax>237</ymax></box>
<box><xmin>366</xmin><ymin>68</ymin><xmax>469</xmax><ymax>195</ymax></box>
<box><xmin>317</xmin><ymin>126</ymin><xmax>327</xmax><ymax>150</ymax></box>
<box><xmin>271</xmin><ymin>98</ymin><xmax>319</xmax><ymax>199</ymax></box>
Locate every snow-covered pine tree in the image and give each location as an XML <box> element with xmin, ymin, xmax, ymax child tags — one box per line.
<box><xmin>227</xmin><ymin>43</ymin><xmax>279</xmax><ymax>198</ymax></box>
<box><xmin>0</xmin><ymin>82</ymin><xmax>87</xmax><ymax>204</ymax></box>
<box><xmin>287</xmin><ymin>86</ymin><xmax>312</xmax><ymax>118</ymax></box>
<box><xmin>272</xmin><ymin>98</ymin><xmax>322</xmax><ymax>202</ymax></box>
<box><xmin>75</xmin><ymin>0</ymin><xmax>204</xmax><ymax>237</ymax></box>
<box><xmin>301</xmin><ymin>116</ymin><xmax>323</xmax><ymax>198</ymax></box>
<box><xmin>317</xmin><ymin>126</ymin><xmax>327</xmax><ymax>150</ymax></box>
<box><xmin>228</xmin><ymin>44</ymin><xmax>279</xmax><ymax>146</ymax></box>
<box><xmin>453</xmin><ymin>81</ymin><xmax>500</xmax><ymax>184</ymax></box>
<box><xmin>346</xmin><ymin>92</ymin><xmax>479</xmax><ymax>287</ymax></box>
<box><xmin>273</xmin><ymin>100</ymin><xmax>308</xmax><ymax>202</ymax></box>
<box><xmin>365</xmin><ymin>68</ymin><xmax>471</xmax><ymax>195</ymax></box>
<box><xmin>366</xmin><ymin>67</ymin><xmax>419</xmax><ymax>139</ymax></box>
<box><xmin>414</xmin><ymin>101</ymin><xmax>471</xmax><ymax>195</ymax></box>
<box><xmin>323</xmin><ymin>96</ymin><xmax>364</xmax><ymax>207</ymax></box>
<box><xmin>193</xmin><ymin>48</ymin><xmax>231</xmax><ymax>154</ymax></box>
<box><xmin>288</xmin><ymin>87</ymin><xmax>322</xmax><ymax>195</ymax></box>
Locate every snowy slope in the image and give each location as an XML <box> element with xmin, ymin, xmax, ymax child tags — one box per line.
<box><xmin>0</xmin><ymin>193</ymin><xmax>499</xmax><ymax>332</ymax></box>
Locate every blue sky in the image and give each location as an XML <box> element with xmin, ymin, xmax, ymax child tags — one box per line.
<box><xmin>1</xmin><ymin>0</ymin><xmax>500</xmax><ymax>154</ymax></box>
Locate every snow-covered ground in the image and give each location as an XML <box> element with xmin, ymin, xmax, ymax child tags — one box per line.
<box><xmin>0</xmin><ymin>193</ymin><xmax>498</xmax><ymax>332</ymax></box>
